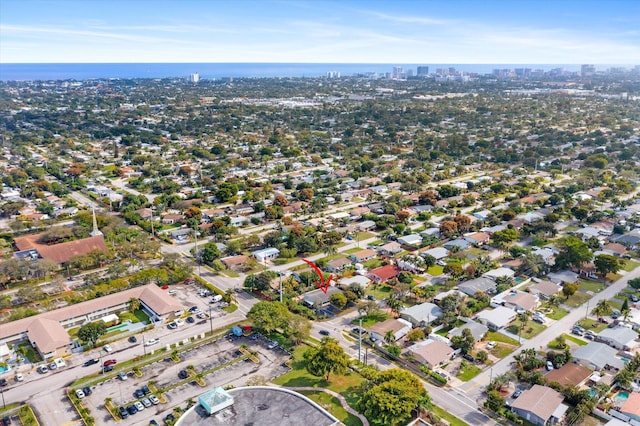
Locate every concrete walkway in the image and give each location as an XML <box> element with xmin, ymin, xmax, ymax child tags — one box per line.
<box><xmin>275</xmin><ymin>385</ymin><xmax>370</xmax><ymax>426</ymax></box>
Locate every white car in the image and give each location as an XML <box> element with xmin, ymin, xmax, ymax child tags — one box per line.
<box><xmin>75</xmin><ymin>389</ymin><xmax>86</xmax><ymax>399</ymax></box>
<box><xmin>175</xmin><ymin>319</ymin><xmax>185</xmax><ymax>327</ymax></box>
<box><xmin>104</xmin><ymin>344</ymin><xmax>113</xmax><ymax>352</ymax></box>
<box><xmin>486</xmin><ymin>341</ymin><xmax>496</xmax><ymax>350</ymax></box>
<box><xmin>54</xmin><ymin>357</ymin><xmax>66</xmax><ymax>368</ymax></box>
<box><xmin>145</xmin><ymin>338</ymin><xmax>159</xmax><ymax>346</ymax></box>
<box><xmin>134</xmin><ymin>401</ymin><xmax>145</xmax><ymax>411</ymax></box>
<box><xmin>149</xmin><ymin>395</ymin><xmax>160</xmax><ymax>405</ymax></box>
<box><xmin>15</xmin><ymin>373</ymin><xmax>24</xmax><ymax>382</ymax></box>
<box><xmin>168</xmin><ymin>290</ymin><xmax>177</xmax><ymax>295</ymax></box>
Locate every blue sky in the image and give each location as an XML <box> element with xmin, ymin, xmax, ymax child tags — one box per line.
<box><xmin>1</xmin><ymin>0</ymin><xmax>639</xmax><ymax>63</ymax></box>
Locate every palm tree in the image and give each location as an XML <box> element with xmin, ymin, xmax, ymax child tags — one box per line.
<box><xmin>384</xmin><ymin>330</ymin><xmax>396</xmax><ymax>344</ymax></box>
<box><xmin>323</xmin><ymin>244</ymin><xmax>337</xmax><ymax>257</ymax></box>
<box><xmin>128</xmin><ymin>297</ymin><xmax>141</xmax><ymax>314</ymax></box>
<box><xmin>591</xmin><ymin>299</ymin><xmax>612</xmax><ymax>317</ymax></box>
<box><xmin>517</xmin><ymin>253</ymin><xmax>546</xmax><ymax>277</ymax></box>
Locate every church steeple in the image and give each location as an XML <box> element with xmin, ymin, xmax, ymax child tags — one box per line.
<box><xmin>90</xmin><ymin>207</ymin><xmax>103</xmax><ymax>237</ymax></box>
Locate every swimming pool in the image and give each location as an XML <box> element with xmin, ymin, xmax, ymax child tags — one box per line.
<box><xmin>0</xmin><ymin>365</ymin><xmax>9</xmax><ymax>373</ymax></box>
<box><xmin>588</xmin><ymin>389</ymin><xmax>597</xmax><ymax>398</ymax></box>
<box><xmin>616</xmin><ymin>391</ymin><xmax>630</xmax><ymax>403</ymax></box>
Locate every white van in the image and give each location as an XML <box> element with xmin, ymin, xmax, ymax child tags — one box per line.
<box><xmin>211</xmin><ymin>295</ymin><xmax>223</xmax><ymax>303</ymax></box>
<box><xmin>54</xmin><ymin>357</ymin><xmax>66</xmax><ymax>368</ymax></box>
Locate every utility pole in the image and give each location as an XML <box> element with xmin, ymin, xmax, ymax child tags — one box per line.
<box><xmin>208</xmin><ymin>306</ymin><xmax>213</xmax><ymax>335</ymax></box>
<box><xmin>279</xmin><ymin>272</ymin><xmax>283</xmax><ymax>303</ymax></box>
<box><xmin>142</xmin><ymin>334</ymin><xmax>146</xmax><ymax>357</ymax></box>
<box><xmin>358</xmin><ymin>317</ymin><xmax>362</xmax><ymax>363</ymax></box>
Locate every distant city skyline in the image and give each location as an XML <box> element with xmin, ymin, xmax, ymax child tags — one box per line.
<box><xmin>1</xmin><ymin>0</ymin><xmax>639</xmax><ymax>64</ymax></box>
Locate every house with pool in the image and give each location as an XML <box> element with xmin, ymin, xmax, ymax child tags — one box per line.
<box><xmin>0</xmin><ymin>284</ymin><xmax>184</xmax><ymax>360</ymax></box>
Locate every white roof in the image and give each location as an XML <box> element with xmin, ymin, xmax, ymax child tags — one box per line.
<box><xmin>339</xmin><ymin>275</ymin><xmax>371</xmax><ymax>287</ymax></box>
<box><xmin>398</xmin><ymin>234</ymin><xmax>422</xmax><ymax>245</ymax></box>
<box><xmin>483</xmin><ymin>267</ymin><xmax>515</xmax><ymax>280</ymax></box>
<box><xmin>423</xmin><ymin>247</ymin><xmax>449</xmax><ymax>260</ymax></box>
<box><xmin>476</xmin><ymin>307</ymin><xmax>516</xmax><ymax>328</ymax></box>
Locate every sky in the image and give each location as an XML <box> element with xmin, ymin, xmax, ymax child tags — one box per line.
<box><xmin>1</xmin><ymin>0</ymin><xmax>639</xmax><ymax>64</ymax></box>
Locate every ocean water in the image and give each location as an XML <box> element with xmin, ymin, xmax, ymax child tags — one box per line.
<box><xmin>0</xmin><ymin>63</ymin><xmax>583</xmax><ymax>82</ymax></box>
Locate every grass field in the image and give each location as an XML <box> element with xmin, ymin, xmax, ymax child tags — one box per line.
<box><xmin>427</xmin><ymin>265</ymin><xmax>444</xmax><ymax>276</ymax></box>
<box><xmin>542</xmin><ymin>305</ymin><xmax>569</xmax><ymax>320</ymax></box>
<box><xmin>430</xmin><ymin>405</ymin><xmax>470</xmax><ymax>426</ymax></box>
<box><xmin>576</xmin><ymin>318</ymin><xmax>608</xmax><ymax>332</ymax></box>
<box><xmin>457</xmin><ymin>363</ymin><xmax>482</xmax><ymax>381</ymax></box>
<box><xmin>564</xmin><ymin>291</ymin><xmax>592</xmax><ymax>308</ymax></box>
<box><xmin>354</xmin><ymin>311</ymin><xmax>390</xmax><ymax>328</ymax></box>
<box><xmin>579</xmin><ymin>280</ymin><xmax>605</xmax><ymax>293</ymax></box>
<box><xmin>300</xmin><ymin>390</ymin><xmax>363</xmax><ymax>426</ymax></box>
<box><xmin>490</xmin><ymin>344</ymin><xmax>515</xmax><ymax>359</ymax></box>
<box><xmin>622</xmin><ymin>260</ymin><xmax>640</xmax><ymax>272</ymax></box>
<box><xmin>562</xmin><ymin>333</ymin><xmax>588</xmax><ymax>346</ymax></box>
<box><xmin>485</xmin><ymin>331</ymin><xmax>519</xmax><ymax>346</ymax></box>
<box><xmin>507</xmin><ymin>319</ymin><xmax>546</xmax><ymax>340</ymax></box>
<box><xmin>365</xmin><ymin>285</ymin><xmax>392</xmax><ymax>301</ymax></box>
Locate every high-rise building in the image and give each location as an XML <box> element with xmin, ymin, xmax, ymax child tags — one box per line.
<box><xmin>189</xmin><ymin>72</ymin><xmax>200</xmax><ymax>83</ymax></box>
<box><xmin>417</xmin><ymin>66</ymin><xmax>429</xmax><ymax>77</ymax></box>
<box><xmin>326</xmin><ymin>71</ymin><xmax>340</xmax><ymax>79</ymax></box>
<box><xmin>581</xmin><ymin>64</ymin><xmax>595</xmax><ymax>77</ymax></box>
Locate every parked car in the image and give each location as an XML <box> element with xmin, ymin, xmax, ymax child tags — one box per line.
<box><xmin>632</xmin><ymin>294</ymin><xmax>639</xmax><ymax>303</ymax></box>
<box><xmin>486</xmin><ymin>341</ymin><xmax>496</xmax><ymax>349</ymax></box>
<box><xmin>145</xmin><ymin>338</ymin><xmax>159</xmax><ymax>346</ymax></box>
<box><xmin>598</xmin><ymin>317</ymin><xmax>609</xmax><ymax>324</ymax></box>
<box><xmin>0</xmin><ymin>379</ymin><xmax>7</xmax><ymax>387</ymax></box>
<box><xmin>178</xmin><ymin>370</ymin><xmax>189</xmax><ymax>379</ymax></box>
<box><xmin>142</xmin><ymin>385</ymin><xmax>151</xmax><ymax>395</ymax></box>
<box><xmin>141</xmin><ymin>398</ymin><xmax>152</xmax><ymax>408</ymax></box>
<box><xmin>512</xmin><ymin>390</ymin><xmax>522</xmax><ymax>399</ymax></box>
<box><xmin>267</xmin><ymin>341</ymin><xmax>279</xmax><ymax>349</ymax></box>
<box><xmin>134</xmin><ymin>389</ymin><xmax>145</xmax><ymax>399</ymax></box>
<box><xmin>319</xmin><ymin>330</ymin><xmax>330</xmax><ymax>336</ymax></box>
<box><xmin>612</xmin><ymin>310</ymin><xmax>620</xmax><ymax>319</ymax></box>
<box><xmin>134</xmin><ymin>401</ymin><xmax>145</xmax><ymax>411</ymax></box>
<box><xmin>37</xmin><ymin>365</ymin><xmax>48</xmax><ymax>374</ymax></box>
<box><xmin>83</xmin><ymin>358</ymin><xmax>99</xmax><ymax>367</ymax></box>
<box><xmin>189</xmin><ymin>306</ymin><xmax>199</xmax><ymax>313</ymax></box>
<box><xmin>49</xmin><ymin>362</ymin><xmax>57</xmax><ymax>370</ymax></box>
<box><xmin>168</xmin><ymin>322</ymin><xmax>178</xmax><ymax>330</ymax></box>
<box><xmin>546</xmin><ymin>361</ymin><xmax>554</xmax><ymax>371</ymax></box>
<box><xmin>127</xmin><ymin>405</ymin><xmax>138</xmax><ymax>415</ymax></box>
<box><xmin>119</xmin><ymin>407</ymin><xmax>129</xmax><ymax>419</ymax></box>
<box><xmin>186</xmin><ymin>316</ymin><xmax>195</xmax><ymax>324</ymax></box>
<box><xmin>149</xmin><ymin>395</ymin><xmax>160</xmax><ymax>405</ymax></box>
<box><xmin>14</xmin><ymin>374</ymin><xmax>24</xmax><ymax>382</ymax></box>
<box><xmin>75</xmin><ymin>389</ymin><xmax>85</xmax><ymax>399</ymax></box>
<box><xmin>128</xmin><ymin>336</ymin><xmax>137</xmax><ymax>343</ymax></box>
<box><xmin>82</xmin><ymin>386</ymin><xmax>92</xmax><ymax>396</ymax></box>
<box><xmin>103</xmin><ymin>359</ymin><xmax>117</xmax><ymax>367</ymax></box>
<box><xmin>103</xmin><ymin>344</ymin><xmax>113</xmax><ymax>352</ymax></box>
<box><xmin>118</xmin><ymin>371</ymin><xmax>128</xmax><ymax>381</ymax></box>
<box><xmin>463</xmin><ymin>354</ymin><xmax>476</xmax><ymax>362</ymax></box>
<box><xmin>101</xmin><ymin>365</ymin><xmax>114</xmax><ymax>374</ymax></box>
<box><xmin>197</xmin><ymin>312</ymin><xmax>206</xmax><ymax>319</ymax></box>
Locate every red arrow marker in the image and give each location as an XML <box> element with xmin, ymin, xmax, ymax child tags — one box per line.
<box><xmin>301</xmin><ymin>258</ymin><xmax>333</xmax><ymax>294</ymax></box>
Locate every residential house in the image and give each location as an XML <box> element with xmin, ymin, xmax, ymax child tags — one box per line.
<box><xmin>368</xmin><ymin>318</ymin><xmax>413</xmax><ymax>342</ymax></box>
<box><xmin>544</xmin><ymin>363</ymin><xmax>592</xmax><ymax>387</ymax></box>
<box><xmin>458</xmin><ymin>277</ymin><xmax>497</xmax><ymax>297</ymax></box>
<box><xmin>397</xmin><ymin>234</ymin><xmax>422</xmax><ymax>247</ymax></box>
<box><xmin>483</xmin><ymin>267</ymin><xmax>516</xmax><ymax>281</ymax></box>
<box><xmin>491</xmin><ymin>290</ymin><xmax>538</xmax><ymax>312</ymax></box>
<box><xmin>355</xmin><ymin>220</ymin><xmax>376</xmax><ymax>232</ymax></box>
<box><xmin>252</xmin><ymin>247</ymin><xmax>280</xmax><ymax>263</ymax></box>
<box><xmin>350</xmin><ymin>249</ymin><xmax>377</xmax><ymax>263</ymax></box>
<box><xmin>325</xmin><ymin>257</ymin><xmax>352</xmax><ymax>273</ymax></box>
<box><xmin>367</xmin><ymin>265</ymin><xmax>400</xmax><ymax>284</ymax></box>
<box><xmin>399</xmin><ymin>303</ymin><xmax>443</xmax><ymax>327</ymax></box>
<box><xmin>443</xmin><ymin>239</ymin><xmax>470</xmax><ymax>251</ymax></box>
<box><xmin>473</xmin><ymin>210</ymin><xmax>492</xmax><ymax>221</ymax></box>
<box><xmin>476</xmin><ymin>307</ymin><xmax>517</xmax><ymax>331</ymax></box>
<box><xmin>572</xmin><ymin>342</ymin><xmax>625</xmax><ymax>371</ymax></box>
<box><xmin>377</xmin><ymin>241</ymin><xmax>403</xmax><ymax>256</ymax></box>
<box><xmin>302</xmin><ymin>286</ymin><xmax>342</xmax><ymax>308</ymax></box>
<box><xmin>546</xmin><ymin>270</ymin><xmax>580</xmax><ymax>285</ymax></box>
<box><xmin>528</xmin><ymin>280</ymin><xmax>561</xmax><ymax>300</ymax></box>
<box><xmin>616</xmin><ymin>392</ymin><xmax>640</xmax><ymax>423</ymax></box>
<box><xmin>597</xmin><ymin>327</ymin><xmax>639</xmax><ymax>350</ymax></box>
<box><xmin>220</xmin><ymin>255</ymin><xmax>250</xmax><ymax>271</ymax></box>
<box><xmin>13</xmin><ymin>233</ymin><xmax>108</xmax><ymax>267</ymax></box>
<box><xmin>532</xmin><ymin>247</ymin><xmax>557</xmax><ymax>265</ymax></box>
<box><xmin>161</xmin><ymin>213</ymin><xmax>185</xmax><ymax>224</ymax></box>
<box><xmin>448</xmin><ymin>321</ymin><xmax>488</xmax><ymax>342</ymax></box>
<box><xmin>464</xmin><ymin>232</ymin><xmax>490</xmax><ymax>246</ymax></box>
<box><xmin>510</xmin><ymin>385</ymin><xmax>568</xmax><ymax>426</ymax></box>
<box><xmin>338</xmin><ymin>275</ymin><xmax>371</xmax><ymax>289</ymax></box>
<box><xmin>406</xmin><ymin>339</ymin><xmax>455</xmax><ymax>369</ymax></box>
<box><xmin>421</xmin><ymin>247</ymin><xmax>448</xmax><ymax>261</ymax></box>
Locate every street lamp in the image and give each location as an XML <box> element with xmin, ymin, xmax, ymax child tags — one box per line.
<box><xmin>142</xmin><ymin>334</ymin><xmax>146</xmax><ymax>357</ymax></box>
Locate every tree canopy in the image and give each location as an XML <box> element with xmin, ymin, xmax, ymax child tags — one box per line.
<box><xmin>303</xmin><ymin>337</ymin><xmax>350</xmax><ymax>381</ymax></box>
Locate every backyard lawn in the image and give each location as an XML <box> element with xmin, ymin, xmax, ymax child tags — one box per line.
<box><xmin>365</xmin><ymin>285</ymin><xmax>392</xmax><ymax>301</ymax></box>
<box><xmin>489</xmin><ymin>344</ymin><xmax>515</xmax><ymax>359</ymax></box>
<box><xmin>540</xmin><ymin>304</ymin><xmax>569</xmax><ymax>320</ymax></box>
<box><xmin>576</xmin><ymin>318</ymin><xmax>608</xmax><ymax>333</ymax></box>
<box><xmin>354</xmin><ymin>311</ymin><xmax>390</xmax><ymax>328</ymax></box>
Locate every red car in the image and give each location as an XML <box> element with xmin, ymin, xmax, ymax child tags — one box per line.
<box><xmin>161</xmin><ymin>285</ymin><xmax>169</xmax><ymax>290</ymax></box>
<box><xmin>103</xmin><ymin>359</ymin><xmax>117</xmax><ymax>367</ymax></box>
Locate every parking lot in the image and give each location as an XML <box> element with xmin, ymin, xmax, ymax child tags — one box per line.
<box><xmin>82</xmin><ymin>335</ymin><xmax>291</xmax><ymax>425</ymax></box>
